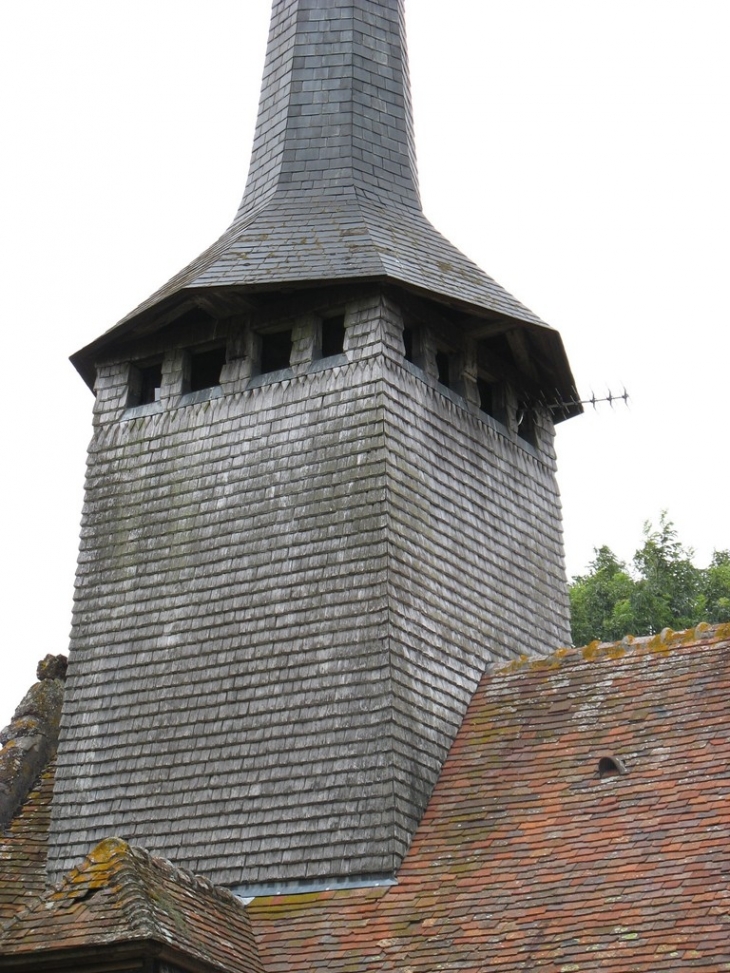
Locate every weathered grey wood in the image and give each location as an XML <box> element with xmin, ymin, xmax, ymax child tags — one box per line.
<box><xmin>51</xmin><ymin>0</ymin><xmax>575</xmax><ymax>888</ymax></box>
<box><xmin>50</xmin><ymin>289</ymin><xmax>570</xmax><ymax>886</ymax></box>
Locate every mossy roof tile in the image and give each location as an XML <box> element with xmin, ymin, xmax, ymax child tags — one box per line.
<box><xmin>248</xmin><ymin>624</ymin><xmax>730</xmax><ymax>971</ymax></box>
<box><xmin>4</xmin><ymin>626</ymin><xmax>729</xmax><ymax>969</ymax></box>
<box><xmin>0</xmin><ymin>764</ymin><xmax>54</xmax><ymax>929</ymax></box>
<box><xmin>0</xmin><ymin>836</ymin><xmax>263</xmax><ymax>973</ymax></box>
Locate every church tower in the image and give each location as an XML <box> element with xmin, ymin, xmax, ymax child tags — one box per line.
<box><xmin>50</xmin><ymin>0</ymin><xmax>579</xmax><ymax>890</ymax></box>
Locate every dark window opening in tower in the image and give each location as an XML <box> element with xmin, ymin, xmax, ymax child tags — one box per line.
<box><xmin>260</xmin><ymin>330</ymin><xmax>293</xmax><ymax>374</ymax></box>
<box><xmin>477</xmin><ymin>377</ymin><xmax>497</xmax><ymax>419</ymax></box>
<box><xmin>321</xmin><ymin>315</ymin><xmax>346</xmax><ymax>358</ymax></box>
<box><xmin>403</xmin><ymin>326</ymin><xmax>414</xmax><ymax>363</ymax></box>
<box><xmin>517</xmin><ymin>401</ymin><xmax>538</xmax><ymax>448</ymax></box>
<box><xmin>190</xmin><ymin>346</ymin><xmax>226</xmax><ymax>392</ymax></box>
<box><xmin>436</xmin><ymin>350</ymin><xmax>451</xmax><ymax>388</ymax></box>
<box><xmin>477</xmin><ymin>333</ymin><xmax>512</xmax><ymax>374</ymax></box>
<box><xmin>128</xmin><ymin>361</ymin><xmax>163</xmax><ymax>407</ymax></box>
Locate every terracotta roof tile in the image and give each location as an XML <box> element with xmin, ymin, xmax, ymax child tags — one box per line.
<box><xmin>0</xmin><ymin>655</ymin><xmax>65</xmax><ymax>832</ymax></box>
<box><xmin>0</xmin><ymin>836</ymin><xmax>263</xmax><ymax>973</ymax></box>
<box><xmin>0</xmin><ymin>657</ymin><xmax>65</xmax><ymax>930</ymax></box>
<box><xmin>249</xmin><ymin>624</ymin><xmax>730</xmax><ymax>971</ymax></box>
<box><xmin>0</xmin><ymin>764</ymin><xmax>54</xmax><ymax>928</ymax></box>
<box><xmin>4</xmin><ymin>626</ymin><xmax>729</xmax><ymax>969</ymax></box>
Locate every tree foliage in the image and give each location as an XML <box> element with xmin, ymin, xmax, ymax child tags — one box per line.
<box><xmin>569</xmin><ymin>513</ymin><xmax>730</xmax><ymax>646</ymax></box>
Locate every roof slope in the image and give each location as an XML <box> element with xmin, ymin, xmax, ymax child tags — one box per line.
<box><xmin>0</xmin><ymin>656</ymin><xmax>66</xmax><ymax>928</ymax></box>
<box><xmin>0</xmin><ymin>655</ymin><xmax>66</xmax><ymax>831</ymax></box>
<box><xmin>110</xmin><ymin>195</ymin><xmax>545</xmax><ymax>332</ymax></box>
<box><xmin>249</xmin><ymin>623</ymin><xmax>730</xmax><ymax>971</ymax></box>
<box><xmin>3</xmin><ymin>626</ymin><xmax>730</xmax><ymax>968</ymax></box>
<box><xmin>0</xmin><ymin>836</ymin><xmax>263</xmax><ymax>973</ymax></box>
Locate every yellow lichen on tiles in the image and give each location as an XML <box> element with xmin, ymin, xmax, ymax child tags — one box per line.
<box><xmin>88</xmin><ymin>836</ymin><xmax>128</xmax><ymax>863</ymax></box>
<box><xmin>582</xmin><ymin>640</ymin><xmax>602</xmax><ymax>661</ymax></box>
<box><xmin>499</xmin><ymin>654</ymin><xmax>533</xmax><ymax>675</ymax></box>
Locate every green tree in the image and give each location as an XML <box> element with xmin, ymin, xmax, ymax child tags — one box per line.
<box><xmin>703</xmin><ymin>551</ymin><xmax>730</xmax><ymax>623</ymax></box>
<box><xmin>569</xmin><ymin>513</ymin><xmax>730</xmax><ymax>645</ymax></box>
<box><xmin>630</xmin><ymin>513</ymin><xmax>701</xmax><ymax>634</ymax></box>
<box><xmin>569</xmin><ymin>546</ymin><xmax>636</xmax><ymax>647</ymax></box>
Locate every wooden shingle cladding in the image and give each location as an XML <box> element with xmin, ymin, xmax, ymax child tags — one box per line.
<box><xmin>53</xmin><ymin>0</ymin><xmax>577</xmax><ymax>894</ymax></box>
<box><xmin>50</xmin><ymin>288</ymin><xmax>569</xmax><ymax>887</ymax></box>
<box><xmin>54</xmin><ymin>317</ymin><xmax>391</xmax><ymax>885</ymax></box>
<box><xmin>239</xmin><ymin>0</ymin><xmax>420</xmax><ymax>213</ymax></box>
<box><xmin>383</xmin><ymin>361</ymin><xmax>569</xmax><ymax>836</ymax></box>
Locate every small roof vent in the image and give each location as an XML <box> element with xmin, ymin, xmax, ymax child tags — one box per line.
<box><xmin>597</xmin><ymin>755</ymin><xmax>628</xmax><ymax>778</ymax></box>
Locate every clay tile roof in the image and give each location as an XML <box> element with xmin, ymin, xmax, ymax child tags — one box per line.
<box><xmin>0</xmin><ymin>836</ymin><xmax>263</xmax><ymax>973</ymax></box>
<box><xmin>248</xmin><ymin>623</ymin><xmax>730</xmax><ymax>971</ymax></box>
<box><xmin>0</xmin><ymin>654</ymin><xmax>66</xmax><ymax>833</ymax></box>
<box><xmin>0</xmin><ymin>763</ymin><xmax>54</xmax><ymax>928</ymax></box>
<box><xmin>0</xmin><ymin>655</ymin><xmax>66</xmax><ymax>929</ymax></box>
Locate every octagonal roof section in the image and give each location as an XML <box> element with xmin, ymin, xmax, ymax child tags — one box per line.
<box><xmin>71</xmin><ymin>0</ymin><xmax>579</xmax><ymax>418</ymax></box>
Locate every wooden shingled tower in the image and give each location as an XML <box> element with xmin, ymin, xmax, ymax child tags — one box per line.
<box><xmin>51</xmin><ymin>0</ymin><xmax>580</xmax><ymax>890</ymax></box>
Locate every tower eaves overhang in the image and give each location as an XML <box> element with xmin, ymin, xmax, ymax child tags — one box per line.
<box><xmin>71</xmin><ymin>0</ymin><xmax>580</xmax><ymax>420</ymax></box>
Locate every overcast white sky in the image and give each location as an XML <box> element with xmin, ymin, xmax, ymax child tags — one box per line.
<box><xmin>1</xmin><ymin>0</ymin><xmax>729</xmax><ymax>727</ymax></box>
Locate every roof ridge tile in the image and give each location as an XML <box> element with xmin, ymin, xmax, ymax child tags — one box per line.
<box><xmin>1</xmin><ymin>836</ymin><xmax>263</xmax><ymax>972</ymax></box>
<box><xmin>493</xmin><ymin>622</ymin><xmax>730</xmax><ymax>678</ymax></box>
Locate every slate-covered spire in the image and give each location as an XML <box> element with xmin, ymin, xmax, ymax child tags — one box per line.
<box><xmin>239</xmin><ymin>0</ymin><xmax>420</xmax><ymax>216</ymax></box>
<box><xmin>72</xmin><ymin>0</ymin><xmax>576</xmax><ymax>408</ymax></box>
